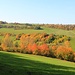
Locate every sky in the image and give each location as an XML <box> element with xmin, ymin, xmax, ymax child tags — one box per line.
<box><xmin>0</xmin><ymin>0</ymin><xmax>75</xmax><ymax>24</ymax></box>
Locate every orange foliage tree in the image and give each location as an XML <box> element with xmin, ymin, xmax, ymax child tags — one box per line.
<box><xmin>31</xmin><ymin>43</ymin><xmax>39</xmax><ymax>55</ymax></box>
<box><xmin>64</xmin><ymin>41</ymin><xmax>70</xmax><ymax>47</ymax></box>
<box><xmin>50</xmin><ymin>45</ymin><xmax>57</xmax><ymax>57</ymax></box>
<box><xmin>39</xmin><ymin>44</ymin><xmax>50</xmax><ymax>56</ymax></box>
<box><xmin>1</xmin><ymin>34</ymin><xmax>13</xmax><ymax>51</ymax></box>
<box><xmin>55</xmin><ymin>46</ymin><xmax>74</xmax><ymax>61</ymax></box>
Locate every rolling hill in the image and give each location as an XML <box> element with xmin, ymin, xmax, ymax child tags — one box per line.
<box><xmin>0</xmin><ymin>51</ymin><xmax>75</xmax><ymax>75</ymax></box>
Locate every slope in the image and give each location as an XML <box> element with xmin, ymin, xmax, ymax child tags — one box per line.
<box><xmin>0</xmin><ymin>51</ymin><xmax>75</xmax><ymax>75</ymax></box>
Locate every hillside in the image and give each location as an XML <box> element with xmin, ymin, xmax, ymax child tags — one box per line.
<box><xmin>0</xmin><ymin>51</ymin><xmax>75</xmax><ymax>75</ymax></box>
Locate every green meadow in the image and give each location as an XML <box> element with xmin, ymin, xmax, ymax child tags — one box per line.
<box><xmin>0</xmin><ymin>51</ymin><xmax>75</xmax><ymax>75</ymax></box>
<box><xmin>0</xmin><ymin>27</ymin><xmax>75</xmax><ymax>37</ymax></box>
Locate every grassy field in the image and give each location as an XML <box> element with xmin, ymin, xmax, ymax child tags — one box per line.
<box><xmin>0</xmin><ymin>51</ymin><xmax>75</xmax><ymax>75</ymax></box>
<box><xmin>0</xmin><ymin>28</ymin><xmax>44</xmax><ymax>34</ymax></box>
<box><xmin>0</xmin><ymin>27</ymin><xmax>75</xmax><ymax>37</ymax></box>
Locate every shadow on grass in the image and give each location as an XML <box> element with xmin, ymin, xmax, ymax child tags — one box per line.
<box><xmin>0</xmin><ymin>52</ymin><xmax>75</xmax><ymax>75</ymax></box>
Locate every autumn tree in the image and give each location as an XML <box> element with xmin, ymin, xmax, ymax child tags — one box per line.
<box><xmin>16</xmin><ymin>34</ymin><xmax>21</xmax><ymax>40</ymax></box>
<box><xmin>50</xmin><ymin>45</ymin><xmax>57</xmax><ymax>57</ymax></box>
<box><xmin>32</xmin><ymin>43</ymin><xmax>39</xmax><ymax>55</ymax></box>
<box><xmin>1</xmin><ymin>34</ymin><xmax>13</xmax><ymax>51</ymax></box>
<box><xmin>39</xmin><ymin>44</ymin><xmax>50</xmax><ymax>56</ymax></box>
<box><xmin>64</xmin><ymin>41</ymin><xmax>70</xmax><ymax>47</ymax></box>
<box><xmin>55</xmin><ymin>46</ymin><xmax>74</xmax><ymax>61</ymax></box>
<box><xmin>20</xmin><ymin>34</ymin><xmax>34</xmax><ymax>53</ymax></box>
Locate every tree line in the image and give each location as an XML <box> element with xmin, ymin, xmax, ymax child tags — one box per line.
<box><xmin>43</xmin><ymin>24</ymin><xmax>75</xmax><ymax>30</ymax></box>
<box><xmin>0</xmin><ymin>33</ymin><xmax>75</xmax><ymax>62</ymax></box>
<box><xmin>0</xmin><ymin>21</ymin><xmax>75</xmax><ymax>30</ymax></box>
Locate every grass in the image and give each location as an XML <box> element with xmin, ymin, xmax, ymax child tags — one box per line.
<box><xmin>0</xmin><ymin>27</ymin><xmax>75</xmax><ymax>37</ymax></box>
<box><xmin>0</xmin><ymin>36</ymin><xmax>4</xmax><ymax>39</ymax></box>
<box><xmin>0</xmin><ymin>51</ymin><xmax>75</xmax><ymax>75</ymax></box>
<box><xmin>70</xmin><ymin>37</ymin><xmax>75</xmax><ymax>51</ymax></box>
<box><xmin>43</xmin><ymin>27</ymin><xmax>75</xmax><ymax>37</ymax></box>
<box><xmin>0</xmin><ymin>28</ymin><xmax>44</xmax><ymax>34</ymax></box>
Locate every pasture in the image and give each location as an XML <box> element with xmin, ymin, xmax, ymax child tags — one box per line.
<box><xmin>0</xmin><ymin>27</ymin><xmax>75</xmax><ymax>37</ymax></box>
<box><xmin>0</xmin><ymin>51</ymin><xmax>75</xmax><ymax>75</ymax></box>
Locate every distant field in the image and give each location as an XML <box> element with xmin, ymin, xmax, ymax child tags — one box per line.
<box><xmin>43</xmin><ymin>27</ymin><xmax>75</xmax><ymax>37</ymax></box>
<box><xmin>0</xmin><ymin>51</ymin><xmax>75</xmax><ymax>75</ymax></box>
<box><xmin>0</xmin><ymin>27</ymin><xmax>75</xmax><ymax>51</ymax></box>
<box><xmin>0</xmin><ymin>28</ymin><xmax>44</xmax><ymax>34</ymax></box>
<box><xmin>0</xmin><ymin>27</ymin><xmax>75</xmax><ymax>37</ymax></box>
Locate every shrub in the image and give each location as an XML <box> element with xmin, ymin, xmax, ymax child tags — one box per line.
<box><xmin>50</xmin><ymin>45</ymin><xmax>57</xmax><ymax>57</ymax></box>
<box><xmin>1</xmin><ymin>43</ymin><xmax>7</xmax><ymax>51</ymax></box>
<box><xmin>73</xmin><ymin>53</ymin><xmax>75</xmax><ymax>62</ymax></box>
<box><xmin>0</xmin><ymin>47</ymin><xmax>3</xmax><ymax>51</ymax></box>
<box><xmin>39</xmin><ymin>44</ymin><xmax>50</xmax><ymax>56</ymax></box>
<box><xmin>16</xmin><ymin>34</ymin><xmax>21</xmax><ymax>40</ymax></box>
<box><xmin>31</xmin><ymin>44</ymin><xmax>39</xmax><ymax>55</ymax></box>
<box><xmin>27</xmin><ymin>43</ymin><xmax>32</xmax><ymax>54</ymax></box>
<box><xmin>34</xmin><ymin>26</ymin><xmax>42</xmax><ymax>30</ymax></box>
<box><xmin>55</xmin><ymin>46</ymin><xmax>74</xmax><ymax>61</ymax></box>
<box><xmin>1</xmin><ymin>34</ymin><xmax>13</xmax><ymax>51</ymax></box>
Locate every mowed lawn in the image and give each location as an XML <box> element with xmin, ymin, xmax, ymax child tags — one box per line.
<box><xmin>0</xmin><ymin>51</ymin><xmax>75</xmax><ymax>75</ymax></box>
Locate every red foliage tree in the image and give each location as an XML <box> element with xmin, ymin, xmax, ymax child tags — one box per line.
<box><xmin>39</xmin><ymin>44</ymin><xmax>50</xmax><ymax>56</ymax></box>
<box><xmin>31</xmin><ymin>43</ymin><xmax>39</xmax><ymax>55</ymax></box>
<box><xmin>27</xmin><ymin>43</ymin><xmax>32</xmax><ymax>54</ymax></box>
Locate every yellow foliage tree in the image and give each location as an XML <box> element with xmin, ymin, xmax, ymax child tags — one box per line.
<box><xmin>1</xmin><ymin>34</ymin><xmax>13</xmax><ymax>51</ymax></box>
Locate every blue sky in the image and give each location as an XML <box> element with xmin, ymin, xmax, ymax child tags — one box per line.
<box><xmin>0</xmin><ymin>0</ymin><xmax>75</xmax><ymax>24</ymax></box>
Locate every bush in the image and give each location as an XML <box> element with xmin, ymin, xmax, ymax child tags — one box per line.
<box><xmin>39</xmin><ymin>44</ymin><xmax>50</xmax><ymax>56</ymax></box>
<box><xmin>34</xmin><ymin>26</ymin><xmax>42</xmax><ymax>30</ymax></box>
<box><xmin>0</xmin><ymin>47</ymin><xmax>3</xmax><ymax>51</ymax></box>
<box><xmin>32</xmin><ymin>44</ymin><xmax>40</xmax><ymax>55</ymax></box>
<box><xmin>73</xmin><ymin>53</ymin><xmax>75</xmax><ymax>62</ymax></box>
<box><xmin>50</xmin><ymin>46</ymin><xmax>57</xmax><ymax>58</ymax></box>
<box><xmin>55</xmin><ymin>46</ymin><xmax>74</xmax><ymax>61</ymax></box>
